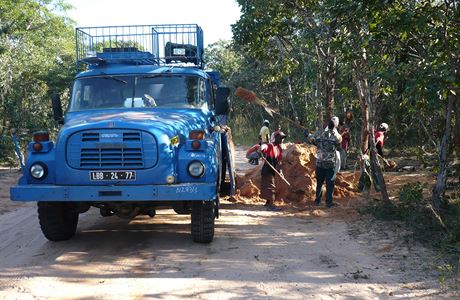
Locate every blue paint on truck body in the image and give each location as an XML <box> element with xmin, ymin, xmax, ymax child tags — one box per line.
<box><xmin>10</xmin><ymin>24</ymin><xmax>234</xmax><ymax>243</ymax></box>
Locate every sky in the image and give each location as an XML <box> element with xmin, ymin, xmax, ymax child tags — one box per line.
<box><xmin>66</xmin><ymin>0</ymin><xmax>242</xmax><ymax>46</ymax></box>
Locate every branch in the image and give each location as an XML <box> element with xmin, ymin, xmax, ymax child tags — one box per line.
<box><xmin>428</xmin><ymin>204</ymin><xmax>450</xmax><ymax>234</ymax></box>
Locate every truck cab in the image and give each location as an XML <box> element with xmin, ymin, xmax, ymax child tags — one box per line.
<box><xmin>10</xmin><ymin>24</ymin><xmax>235</xmax><ymax>243</ymax></box>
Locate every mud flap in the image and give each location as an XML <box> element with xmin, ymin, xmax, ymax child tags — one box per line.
<box><xmin>221</xmin><ymin>131</ymin><xmax>236</xmax><ymax>196</ymax></box>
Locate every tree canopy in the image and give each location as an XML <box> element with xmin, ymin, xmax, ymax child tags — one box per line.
<box><xmin>0</xmin><ymin>0</ymin><xmax>75</xmax><ymax>162</ymax></box>
<box><xmin>218</xmin><ymin>0</ymin><xmax>458</xmax><ymax>147</ymax></box>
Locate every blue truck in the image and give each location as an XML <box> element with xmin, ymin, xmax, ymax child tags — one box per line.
<box><xmin>10</xmin><ymin>24</ymin><xmax>235</xmax><ymax>243</ymax></box>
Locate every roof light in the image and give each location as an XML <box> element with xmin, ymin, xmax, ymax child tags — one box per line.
<box><xmin>173</xmin><ymin>48</ymin><xmax>186</xmax><ymax>56</ymax></box>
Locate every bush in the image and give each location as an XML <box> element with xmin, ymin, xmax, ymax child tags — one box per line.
<box><xmin>398</xmin><ymin>182</ymin><xmax>425</xmax><ymax>211</ymax></box>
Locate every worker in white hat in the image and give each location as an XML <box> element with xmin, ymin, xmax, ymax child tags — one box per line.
<box><xmin>258</xmin><ymin>119</ymin><xmax>270</xmax><ymax>144</ymax></box>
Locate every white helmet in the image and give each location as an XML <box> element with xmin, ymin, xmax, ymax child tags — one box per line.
<box><xmin>331</xmin><ymin>116</ymin><xmax>339</xmax><ymax>128</ymax></box>
<box><xmin>263</xmin><ymin>119</ymin><xmax>270</xmax><ymax>125</ymax></box>
<box><xmin>379</xmin><ymin>123</ymin><xmax>389</xmax><ymax>131</ymax></box>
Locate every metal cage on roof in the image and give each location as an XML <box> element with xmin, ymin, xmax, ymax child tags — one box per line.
<box><xmin>76</xmin><ymin>24</ymin><xmax>204</xmax><ymax>69</ymax></box>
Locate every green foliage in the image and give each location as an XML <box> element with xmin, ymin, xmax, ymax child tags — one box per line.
<box><xmin>437</xmin><ymin>262</ymin><xmax>458</xmax><ymax>287</ymax></box>
<box><xmin>93</xmin><ymin>39</ymin><xmax>145</xmax><ymax>53</ymax></box>
<box><xmin>397</xmin><ymin>182</ymin><xmax>425</xmax><ymax>219</ymax></box>
<box><xmin>444</xmin><ymin>196</ymin><xmax>460</xmax><ymax>244</ymax></box>
<box><xmin>438</xmin><ymin>197</ymin><xmax>460</xmax><ymax>285</ymax></box>
<box><xmin>228</xmin><ymin>0</ymin><xmax>458</xmax><ymax>151</ymax></box>
<box><xmin>0</xmin><ymin>0</ymin><xmax>75</xmax><ymax>165</ymax></box>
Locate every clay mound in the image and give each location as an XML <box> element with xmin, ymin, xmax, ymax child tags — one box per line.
<box><xmin>236</xmin><ymin>173</ymin><xmax>260</xmax><ymax>197</ymax></box>
<box><xmin>236</xmin><ymin>143</ymin><xmax>358</xmax><ymax>204</ymax></box>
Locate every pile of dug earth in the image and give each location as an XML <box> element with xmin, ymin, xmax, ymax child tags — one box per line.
<box><xmin>235</xmin><ymin>143</ymin><xmax>359</xmax><ymax>207</ymax></box>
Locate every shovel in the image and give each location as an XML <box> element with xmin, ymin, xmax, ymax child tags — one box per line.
<box><xmin>259</xmin><ymin>155</ymin><xmax>291</xmax><ymax>187</ymax></box>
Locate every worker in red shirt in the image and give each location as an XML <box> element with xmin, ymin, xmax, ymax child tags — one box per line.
<box><xmin>259</xmin><ymin>131</ymin><xmax>287</xmax><ymax>211</ymax></box>
<box><xmin>374</xmin><ymin>123</ymin><xmax>389</xmax><ymax>157</ymax></box>
<box><xmin>246</xmin><ymin>144</ymin><xmax>261</xmax><ymax>165</ymax></box>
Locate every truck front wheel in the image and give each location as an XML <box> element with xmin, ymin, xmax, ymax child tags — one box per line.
<box><xmin>38</xmin><ymin>202</ymin><xmax>79</xmax><ymax>241</ymax></box>
<box><xmin>191</xmin><ymin>201</ymin><xmax>215</xmax><ymax>243</ymax></box>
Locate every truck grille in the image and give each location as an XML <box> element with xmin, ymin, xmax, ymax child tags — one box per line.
<box><xmin>67</xmin><ymin>130</ymin><xmax>157</xmax><ymax>169</ymax></box>
<box><xmin>80</xmin><ymin>147</ymin><xmax>144</xmax><ymax>167</ymax></box>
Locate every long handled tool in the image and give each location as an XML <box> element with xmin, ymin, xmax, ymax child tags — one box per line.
<box><xmin>235</xmin><ymin>87</ymin><xmax>308</xmax><ymax>131</ymax></box>
<box><xmin>259</xmin><ymin>155</ymin><xmax>291</xmax><ymax>186</ymax></box>
<box><xmin>377</xmin><ymin>153</ymin><xmax>397</xmax><ymax>169</ymax></box>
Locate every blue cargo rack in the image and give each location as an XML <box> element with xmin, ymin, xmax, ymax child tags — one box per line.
<box><xmin>76</xmin><ymin>24</ymin><xmax>204</xmax><ymax>69</ymax></box>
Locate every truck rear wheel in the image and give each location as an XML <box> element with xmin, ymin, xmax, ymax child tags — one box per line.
<box><xmin>191</xmin><ymin>201</ymin><xmax>215</xmax><ymax>243</ymax></box>
<box><xmin>38</xmin><ymin>202</ymin><xmax>79</xmax><ymax>241</ymax></box>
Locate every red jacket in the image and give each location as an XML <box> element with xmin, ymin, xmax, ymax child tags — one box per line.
<box><xmin>374</xmin><ymin>130</ymin><xmax>385</xmax><ymax>148</ymax></box>
<box><xmin>246</xmin><ymin>144</ymin><xmax>260</xmax><ymax>158</ymax></box>
<box><xmin>260</xmin><ymin>143</ymin><xmax>282</xmax><ymax>176</ymax></box>
<box><xmin>341</xmin><ymin>131</ymin><xmax>350</xmax><ymax>150</ymax></box>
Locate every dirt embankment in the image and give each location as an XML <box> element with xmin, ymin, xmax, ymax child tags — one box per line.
<box><xmin>236</xmin><ymin>143</ymin><xmax>358</xmax><ymax>207</ymax></box>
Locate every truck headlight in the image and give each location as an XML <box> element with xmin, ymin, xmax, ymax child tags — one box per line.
<box><xmin>187</xmin><ymin>161</ymin><xmax>205</xmax><ymax>178</ymax></box>
<box><xmin>30</xmin><ymin>163</ymin><xmax>47</xmax><ymax>179</ymax></box>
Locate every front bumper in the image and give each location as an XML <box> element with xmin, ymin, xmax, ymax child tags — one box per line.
<box><xmin>10</xmin><ymin>183</ymin><xmax>217</xmax><ymax>202</ymax></box>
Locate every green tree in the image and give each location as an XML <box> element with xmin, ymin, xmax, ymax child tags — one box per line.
<box><xmin>0</xmin><ymin>0</ymin><xmax>75</xmax><ymax>163</ymax></box>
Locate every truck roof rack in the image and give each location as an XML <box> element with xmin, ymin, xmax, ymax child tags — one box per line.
<box><xmin>76</xmin><ymin>24</ymin><xmax>204</xmax><ymax>69</ymax></box>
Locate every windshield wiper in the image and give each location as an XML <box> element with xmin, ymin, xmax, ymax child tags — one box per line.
<box><xmin>140</xmin><ymin>74</ymin><xmax>162</xmax><ymax>79</ymax></box>
<box><xmin>140</xmin><ymin>74</ymin><xmax>182</xmax><ymax>79</ymax></box>
<box><xmin>100</xmin><ymin>72</ymin><xmax>127</xmax><ymax>84</ymax></box>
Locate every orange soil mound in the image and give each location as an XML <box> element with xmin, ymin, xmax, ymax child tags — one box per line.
<box><xmin>236</xmin><ymin>143</ymin><xmax>358</xmax><ymax>205</ymax></box>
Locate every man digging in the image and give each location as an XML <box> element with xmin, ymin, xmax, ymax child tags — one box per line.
<box><xmin>259</xmin><ymin>131</ymin><xmax>287</xmax><ymax>211</ymax></box>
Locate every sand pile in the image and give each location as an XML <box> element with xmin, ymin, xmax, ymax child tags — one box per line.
<box><xmin>236</xmin><ymin>143</ymin><xmax>358</xmax><ymax>205</ymax></box>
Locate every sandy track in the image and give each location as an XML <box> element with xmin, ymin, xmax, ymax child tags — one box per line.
<box><xmin>0</xmin><ymin>203</ymin><xmax>446</xmax><ymax>299</ymax></box>
<box><xmin>0</xmin><ymin>154</ymin><xmax>455</xmax><ymax>299</ymax></box>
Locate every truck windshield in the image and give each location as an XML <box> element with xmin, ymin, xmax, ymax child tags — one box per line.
<box><xmin>69</xmin><ymin>74</ymin><xmax>210</xmax><ymax>111</ymax></box>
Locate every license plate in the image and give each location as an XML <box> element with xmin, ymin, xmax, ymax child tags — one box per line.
<box><xmin>89</xmin><ymin>171</ymin><xmax>136</xmax><ymax>181</ymax></box>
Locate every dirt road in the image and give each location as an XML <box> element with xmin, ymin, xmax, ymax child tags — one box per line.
<box><xmin>0</xmin><ymin>149</ymin><xmax>455</xmax><ymax>299</ymax></box>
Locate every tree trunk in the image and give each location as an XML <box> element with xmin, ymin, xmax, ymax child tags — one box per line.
<box><xmin>417</xmin><ymin>109</ymin><xmax>438</xmax><ymax>149</ymax></box>
<box><xmin>454</xmin><ymin>99</ymin><xmax>460</xmax><ymax>148</ymax></box>
<box><xmin>313</xmin><ymin>80</ymin><xmax>323</xmax><ymax>131</ymax></box>
<box><xmin>432</xmin><ymin>91</ymin><xmax>455</xmax><ymax>211</ymax></box>
<box><xmin>315</xmin><ymin>43</ymin><xmax>336</xmax><ymax>128</ymax></box>
<box><xmin>353</xmin><ymin>50</ymin><xmax>390</xmax><ymax>203</ymax></box>
<box><xmin>324</xmin><ymin>51</ymin><xmax>336</xmax><ymax>122</ymax></box>
<box><xmin>354</xmin><ymin>62</ymin><xmax>370</xmax><ymax>154</ymax></box>
<box><xmin>286</xmin><ymin>76</ymin><xmax>298</xmax><ymax>122</ymax></box>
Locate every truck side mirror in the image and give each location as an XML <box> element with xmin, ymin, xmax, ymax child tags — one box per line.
<box><xmin>51</xmin><ymin>93</ymin><xmax>64</xmax><ymax>124</ymax></box>
<box><xmin>215</xmin><ymin>87</ymin><xmax>230</xmax><ymax>115</ymax></box>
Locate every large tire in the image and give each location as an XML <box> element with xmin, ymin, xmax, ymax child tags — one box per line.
<box><xmin>191</xmin><ymin>201</ymin><xmax>215</xmax><ymax>243</ymax></box>
<box><xmin>38</xmin><ymin>202</ymin><xmax>79</xmax><ymax>241</ymax></box>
